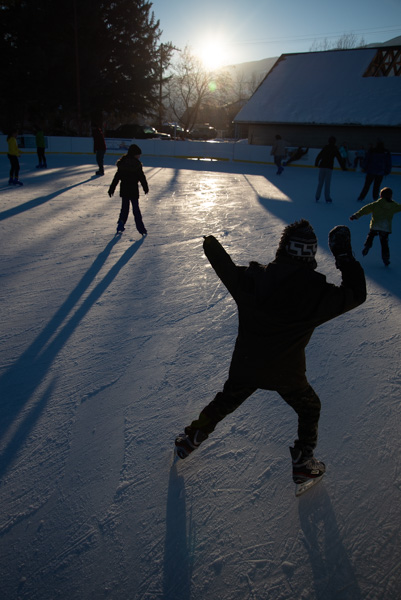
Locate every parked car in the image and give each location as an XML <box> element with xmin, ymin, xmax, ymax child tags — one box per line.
<box><xmin>159</xmin><ymin>123</ymin><xmax>189</xmax><ymax>139</ymax></box>
<box><xmin>105</xmin><ymin>124</ymin><xmax>170</xmax><ymax>140</ymax></box>
<box><xmin>189</xmin><ymin>124</ymin><xmax>217</xmax><ymax>140</ymax></box>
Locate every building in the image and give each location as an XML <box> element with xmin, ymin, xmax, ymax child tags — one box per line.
<box><xmin>234</xmin><ymin>45</ymin><xmax>401</xmax><ymax>151</ymax></box>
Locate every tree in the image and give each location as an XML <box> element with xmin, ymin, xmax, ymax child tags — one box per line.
<box><xmin>0</xmin><ymin>0</ymin><xmax>164</xmax><ymax>133</ymax></box>
<box><xmin>165</xmin><ymin>46</ymin><xmax>232</xmax><ymax>132</ymax></box>
<box><xmin>310</xmin><ymin>32</ymin><xmax>366</xmax><ymax>52</ymax></box>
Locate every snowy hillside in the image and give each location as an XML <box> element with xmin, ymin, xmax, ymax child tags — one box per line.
<box><xmin>1</xmin><ymin>153</ymin><xmax>401</xmax><ymax>599</ymax></box>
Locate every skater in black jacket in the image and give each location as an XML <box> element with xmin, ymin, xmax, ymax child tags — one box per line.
<box><xmin>108</xmin><ymin>144</ymin><xmax>149</xmax><ymax>235</ymax></box>
<box><xmin>175</xmin><ymin>220</ymin><xmax>366</xmax><ymax>488</ymax></box>
<box><xmin>315</xmin><ymin>137</ymin><xmax>346</xmax><ymax>203</ymax></box>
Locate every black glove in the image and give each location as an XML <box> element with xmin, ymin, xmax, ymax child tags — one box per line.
<box><xmin>328</xmin><ymin>225</ymin><xmax>354</xmax><ymax>268</ymax></box>
<box><xmin>108</xmin><ymin>190</ymin><xmax>113</xmax><ymax>197</ymax></box>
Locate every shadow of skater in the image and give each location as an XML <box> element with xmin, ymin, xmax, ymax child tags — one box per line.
<box><xmin>0</xmin><ymin>177</ymin><xmax>95</xmax><ymax>221</ymax></box>
<box><xmin>163</xmin><ymin>463</ymin><xmax>193</xmax><ymax>600</ymax></box>
<box><xmin>0</xmin><ymin>237</ymin><xmax>144</xmax><ymax>475</ymax></box>
<box><xmin>298</xmin><ymin>487</ymin><xmax>362</xmax><ymax>599</ymax></box>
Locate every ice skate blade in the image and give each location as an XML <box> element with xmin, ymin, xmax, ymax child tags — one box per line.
<box><xmin>295</xmin><ymin>475</ymin><xmax>324</xmax><ymax>497</ymax></box>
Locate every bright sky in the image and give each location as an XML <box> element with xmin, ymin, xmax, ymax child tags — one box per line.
<box><xmin>150</xmin><ymin>0</ymin><xmax>401</xmax><ymax>69</ymax></box>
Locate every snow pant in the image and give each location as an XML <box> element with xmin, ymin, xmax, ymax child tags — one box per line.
<box><xmin>36</xmin><ymin>147</ymin><xmax>47</xmax><ymax>166</ymax></box>
<box><xmin>188</xmin><ymin>379</ymin><xmax>321</xmax><ymax>452</ymax></box>
<box><xmin>96</xmin><ymin>150</ymin><xmax>105</xmax><ymax>173</ymax></box>
<box><xmin>358</xmin><ymin>174</ymin><xmax>383</xmax><ymax>201</ymax></box>
<box><xmin>315</xmin><ymin>168</ymin><xmax>333</xmax><ymax>202</ymax></box>
<box><xmin>8</xmin><ymin>154</ymin><xmax>20</xmax><ymax>179</ymax></box>
<box><xmin>363</xmin><ymin>229</ymin><xmax>390</xmax><ymax>264</ymax></box>
<box><xmin>118</xmin><ymin>196</ymin><xmax>147</xmax><ymax>234</ymax></box>
<box><xmin>274</xmin><ymin>155</ymin><xmax>284</xmax><ymax>172</ymax></box>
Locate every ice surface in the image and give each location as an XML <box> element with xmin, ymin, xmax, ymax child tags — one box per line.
<box><xmin>1</xmin><ymin>153</ymin><xmax>401</xmax><ymax>599</ymax></box>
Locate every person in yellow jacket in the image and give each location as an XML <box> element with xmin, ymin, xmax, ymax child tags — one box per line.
<box><xmin>7</xmin><ymin>131</ymin><xmax>23</xmax><ymax>186</ymax></box>
<box><xmin>350</xmin><ymin>187</ymin><xmax>401</xmax><ymax>266</ymax></box>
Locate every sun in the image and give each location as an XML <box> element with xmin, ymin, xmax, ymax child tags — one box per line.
<box><xmin>198</xmin><ymin>39</ymin><xmax>228</xmax><ymax>71</ymax></box>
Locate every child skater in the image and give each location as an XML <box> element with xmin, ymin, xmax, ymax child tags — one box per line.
<box><xmin>108</xmin><ymin>144</ymin><xmax>149</xmax><ymax>235</ymax></box>
<box><xmin>350</xmin><ymin>187</ymin><xmax>401</xmax><ymax>266</ymax></box>
<box><xmin>7</xmin><ymin>130</ymin><xmax>23</xmax><ymax>185</ymax></box>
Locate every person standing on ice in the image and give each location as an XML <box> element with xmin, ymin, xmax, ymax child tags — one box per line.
<box><xmin>92</xmin><ymin>124</ymin><xmax>106</xmax><ymax>176</ymax></box>
<box><xmin>356</xmin><ymin>141</ymin><xmax>392</xmax><ymax>202</ymax></box>
<box><xmin>270</xmin><ymin>134</ymin><xmax>288</xmax><ymax>175</ymax></box>
<box><xmin>314</xmin><ymin>136</ymin><xmax>346</xmax><ymax>203</ymax></box>
<box><xmin>350</xmin><ymin>187</ymin><xmax>401</xmax><ymax>266</ymax></box>
<box><xmin>108</xmin><ymin>144</ymin><xmax>148</xmax><ymax>235</ymax></box>
<box><xmin>175</xmin><ymin>220</ymin><xmax>366</xmax><ymax>489</ymax></box>
<box><xmin>35</xmin><ymin>127</ymin><xmax>47</xmax><ymax>169</ymax></box>
<box><xmin>7</xmin><ymin>130</ymin><xmax>23</xmax><ymax>186</ymax></box>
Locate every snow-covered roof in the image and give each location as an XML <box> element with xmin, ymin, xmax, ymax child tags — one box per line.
<box><xmin>234</xmin><ymin>47</ymin><xmax>401</xmax><ymax>127</ymax></box>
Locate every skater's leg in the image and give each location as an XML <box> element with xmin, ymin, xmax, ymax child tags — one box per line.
<box><xmin>188</xmin><ymin>379</ymin><xmax>257</xmax><ymax>436</ymax></box>
<box><xmin>175</xmin><ymin>380</ymin><xmax>256</xmax><ymax>458</ymax></box>
<box><xmin>323</xmin><ymin>168</ymin><xmax>333</xmax><ymax>202</ymax></box>
<box><xmin>118</xmin><ymin>198</ymin><xmax>130</xmax><ymax>229</ymax></box>
<box><xmin>131</xmin><ymin>197</ymin><xmax>147</xmax><ymax>235</ymax></box>
<box><xmin>362</xmin><ymin>229</ymin><xmax>377</xmax><ymax>256</ymax></box>
<box><xmin>358</xmin><ymin>174</ymin><xmax>374</xmax><ymax>201</ymax></box>
<box><xmin>372</xmin><ymin>176</ymin><xmax>383</xmax><ymax>201</ymax></box>
<box><xmin>8</xmin><ymin>155</ymin><xmax>19</xmax><ymax>180</ymax></box>
<box><xmin>279</xmin><ymin>384</ymin><xmax>321</xmax><ymax>452</ymax></box>
<box><xmin>379</xmin><ymin>231</ymin><xmax>390</xmax><ymax>265</ymax></box>
<box><xmin>315</xmin><ymin>168</ymin><xmax>325</xmax><ymax>201</ymax></box>
<box><xmin>96</xmin><ymin>150</ymin><xmax>105</xmax><ymax>174</ymax></box>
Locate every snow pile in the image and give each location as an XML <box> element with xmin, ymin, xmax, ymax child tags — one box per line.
<box><xmin>1</xmin><ymin>153</ymin><xmax>401</xmax><ymax>599</ymax></box>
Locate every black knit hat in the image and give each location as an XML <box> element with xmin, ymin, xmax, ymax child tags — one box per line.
<box><xmin>381</xmin><ymin>187</ymin><xmax>392</xmax><ymax>200</ymax></box>
<box><xmin>276</xmin><ymin>219</ymin><xmax>318</xmax><ymax>265</ymax></box>
<box><xmin>127</xmin><ymin>144</ymin><xmax>142</xmax><ymax>156</ymax></box>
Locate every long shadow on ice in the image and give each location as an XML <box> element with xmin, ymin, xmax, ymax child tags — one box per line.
<box><xmin>0</xmin><ymin>176</ymin><xmax>95</xmax><ymax>221</ymax></box>
<box><xmin>0</xmin><ymin>237</ymin><xmax>144</xmax><ymax>476</ymax></box>
<box><xmin>163</xmin><ymin>463</ymin><xmax>193</xmax><ymax>600</ymax></box>
<box><xmin>298</xmin><ymin>487</ymin><xmax>362</xmax><ymax>599</ymax></box>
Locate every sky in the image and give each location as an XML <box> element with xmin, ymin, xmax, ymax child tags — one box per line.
<box><xmin>150</xmin><ymin>0</ymin><xmax>401</xmax><ymax>68</ymax></box>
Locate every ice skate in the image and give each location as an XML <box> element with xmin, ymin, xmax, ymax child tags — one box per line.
<box><xmin>175</xmin><ymin>427</ymin><xmax>208</xmax><ymax>459</ymax></box>
<box><xmin>290</xmin><ymin>446</ymin><xmax>325</xmax><ymax>496</ymax></box>
<box><xmin>116</xmin><ymin>221</ymin><xmax>125</xmax><ymax>234</ymax></box>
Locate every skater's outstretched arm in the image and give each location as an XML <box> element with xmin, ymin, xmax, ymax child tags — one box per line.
<box><xmin>203</xmin><ymin>236</ymin><xmax>239</xmax><ymax>298</ymax></box>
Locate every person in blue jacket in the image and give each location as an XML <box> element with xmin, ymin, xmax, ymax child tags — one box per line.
<box><xmin>357</xmin><ymin>141</ymin><xmax>392</xmax><ymax>202</ymax></box>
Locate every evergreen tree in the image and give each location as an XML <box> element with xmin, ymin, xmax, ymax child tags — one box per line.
<box><xmin>0</xmin><ymin>0</ymin><xmax>163</xmax><ymax>133</ymax></box>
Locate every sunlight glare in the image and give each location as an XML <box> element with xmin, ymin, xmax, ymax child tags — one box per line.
<box><xmin>199</xmin><ymin>39</ymin><xmax>228</xmax><ymax>71</ymax></box>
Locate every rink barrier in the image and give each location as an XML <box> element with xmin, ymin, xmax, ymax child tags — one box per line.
<box><xmin>1</xmin><ymin>135</ymin><xmax>401</xmax><ymax>172</ymax></box>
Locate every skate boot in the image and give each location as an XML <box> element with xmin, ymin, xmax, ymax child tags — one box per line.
<box><xmin>175</xmin><ymin>427</ymin><xmax>208</xmax><ymax>459</ymax></box>
<box><xmin>13</xmin><ymin>179</ymin><xmax>23</xmax><ymax>186</ymax></box>
<box><xmin>116</xmin><ymin>220</ymin><xmax>125</xmax><ymax>234</ymax></box>
<box><xmin>290</xmin><ymin>446</ymin><xmax>325</xmax><ymax>496</ymax></box>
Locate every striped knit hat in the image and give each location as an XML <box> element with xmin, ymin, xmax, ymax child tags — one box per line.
<box><xmin>276</xmin><ymin>219</ymin><xmax>318</xmax><ymax>265</ymax></box>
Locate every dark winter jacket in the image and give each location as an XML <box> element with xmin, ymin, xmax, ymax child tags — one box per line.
<box><xmin>363</xmin><ymin>147</ymin><xmax>392</xmax><ymax>176</ymax></box>
<box><xmin>315</xmin><ymin>143</ymin><xmax>345</xmax><ymax>170</ymax></box>
<box><xmin>108</xmin><ymin>156</ymin><xmax>149</xmax><ymax>198</ymax></box>
<box><xmin>93</xmin><ymin>127</ymin><xmax>106</xmax><ymax>152</ymax></box>
<box><xmin>203</xmin><ymin>236</ymin><xmax>366</xmax><ymax>393</ymax></box>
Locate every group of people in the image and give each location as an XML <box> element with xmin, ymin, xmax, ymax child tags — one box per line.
<box><xmin>3</xmin><ymin>124</ymin><xmax>400</xmax><ymax>492</ymax></box>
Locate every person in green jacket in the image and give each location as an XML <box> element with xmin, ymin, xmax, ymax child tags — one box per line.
<box><xmin>350</xmin><ymin>187</ymin><xmax>401</xmax><ymax>266</ymax></box>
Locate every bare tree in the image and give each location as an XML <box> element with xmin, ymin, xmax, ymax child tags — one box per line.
<box><xmin>165</xmin><ymin>46</ymin><xmax>234</xmax><ymax>131</ymax></box>
<box><xmin>310</xmin><ymin>33</ymin><xmax>365</xmax><ymax>52</ymax></box>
